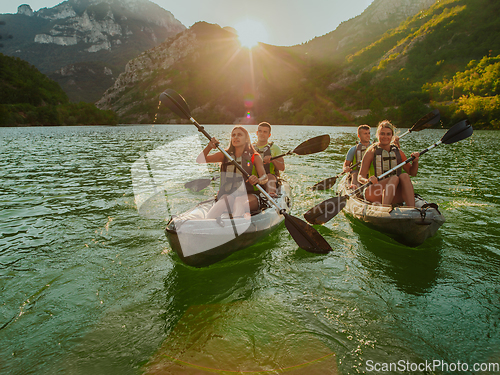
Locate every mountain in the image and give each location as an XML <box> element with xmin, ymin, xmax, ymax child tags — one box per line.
<box><xmin>96</xmin><ymin>22</ymin><xmax>313</xmax><ymax>124</ymax></box>
<box><xmin>97</xmin><ymin>0</ymin><xmax>500</xmax><ymax>129</ymax></box>
<box><xmin>0</xmin><ymin>0</ymin><xmax>185</xmax><ymax>102</ymax></box>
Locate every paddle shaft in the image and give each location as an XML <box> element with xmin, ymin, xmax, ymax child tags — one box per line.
<box><xmin>270</xmin><ymin>151</ymin><xmax>291</xmax><ymax>160</ymax></box>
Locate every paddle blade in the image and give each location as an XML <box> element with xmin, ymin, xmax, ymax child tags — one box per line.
<box><xmin>284</xmin><ymin>213</ymin><xmax>332</xmax><ymax>254</ymax></box>
<box><xmin>304</xmin><ymin>196</ymin><xmax>348</xmax><ymax>225</ymax></box>
<box><xmin>411</xmin><ymin>109</ymin><xmax>440</xmax><ymax>132</ymax></box>
<box><xmin>292</xmin><ymin>134</ymin><xmax>330</xmax><ymax>156</ymax></box>
<box><xmin>159</xmin><ymin>89</ymin><xmax>191</xmax><ymax>120</ymax></box>
<box><xmin>441</xmin><ymin>119</ymin><xmax>473</xmax><ymax>144</ymax></box>
<box><xmin>184</xmin><ymin>178</ymin><xmax>212</xmax><ymax>192</ymax></box>
<box><xmin>311</xmin><ymin>176</ymin><xmax>338</xmax><ymax>191</ymax></box>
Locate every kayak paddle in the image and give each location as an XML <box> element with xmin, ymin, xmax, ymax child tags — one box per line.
<box><xmin>184</xmin><ymin>176</ymin><xmax>219</xmax><ymax>192</ymax></box>
<box><xmin>184</xmin><ymin>134</ymin><xmax>330</xmax><ymax>192</ymax></box>
<box><xmin>270</xmin><ymin>134</ymin><xmax>330</xmax><ymax>160</ymax></box>
<box><xmin>304</xmin><ymin>119</ymin><xmax>473</xmax><ymax>225</ymax></box>
<box><xmin>311</xmin><ymin>109</ymin><xmax>441</xmax><ymax>190</ymax></box>
<box><xmin>160</xmin><ymin>89</ymin><xmax>332</xmax><ymax>254</ymax></box>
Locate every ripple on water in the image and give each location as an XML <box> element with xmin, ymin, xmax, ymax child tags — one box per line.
<box><xmin>1</xmin><ymin>126</ymin><xmax>499</xmax><ymax>374</ymax></box>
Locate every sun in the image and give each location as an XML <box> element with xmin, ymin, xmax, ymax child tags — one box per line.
<box><xmin>234</xmin><ymin>19</ymin><xmax>269</xmax><ymax>48</ymax></box>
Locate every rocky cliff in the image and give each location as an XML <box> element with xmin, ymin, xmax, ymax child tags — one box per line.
<box><xmin>0</xmin><ymin>0</ymin><xmax>185</xmax><ymax>102</ymax></box>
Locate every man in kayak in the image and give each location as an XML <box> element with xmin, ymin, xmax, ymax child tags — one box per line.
<box><xmin>343</xmin><ymin>124</ymin><xmax>371</xmax><ymax>188</ymax></box>
<box><xmin>253</xmin><ymin>122</ymin><xmax>285</xmax><ymax>197</ymax></box>
<box><xmin>357</xmin><ymin>121</ymin><xmax>420</xmax><ymax>207</ymax></box>
<box><xmin>197</xmin><ymin>126</ymin><xmax>268</xmax><ymax>219</ymax></box>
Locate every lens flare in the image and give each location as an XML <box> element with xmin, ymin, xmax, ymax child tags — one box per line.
<box><xmin>234</xmin><ymin>19</ymin><xmax>269</xmax><ymax>48</ymax></box>
<box><xmin>244</xmin><ymin>93</ymin><xmax>254</xmax><ymax>108</ymax></box>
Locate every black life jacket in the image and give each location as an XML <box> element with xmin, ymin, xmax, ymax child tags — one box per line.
<box><xmin>218</xmin><ymin>149</ymin><xmax>258</xmax><ymax>198</ymax></box>
<box><xmin>372</xmin><ymin>144</ymin><xmax>403</xmax><ymax>178</ymax></box>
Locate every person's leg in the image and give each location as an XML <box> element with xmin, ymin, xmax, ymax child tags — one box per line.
<box><xmin>233</xmin><ymin>194</ymin><xmax>259</xmax><ymax>217</ymax></box>
<box><xmin>349</xmin><ymin>171</ymin><xmax>359</xmax><ymax>189</ymax></box>
<box><xmin>397</xmin><ymin>173</ymin><xmax>415</xmax><ymax>207</ymax></box>
<box><xmin>381</xmin><ymin>175</ymin><xmax>399</xmax><ymax>205</ymax></box>
<box><xmin>365</xmin><ymin>178</ymin><xmax>389</xmax><ymax>203</ymax></box>
<box><xmin>207</xmin><ymin>194</ymin><xmax>235</xmax><ymax>219</ymax></box>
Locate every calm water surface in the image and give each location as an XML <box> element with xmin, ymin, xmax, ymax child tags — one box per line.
<box><xmin>1</xmin><ymin>125</ymin><xmax>499</xmax><ymax>374</ymax></box>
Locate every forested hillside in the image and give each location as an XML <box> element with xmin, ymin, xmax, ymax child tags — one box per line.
<box><xmin>0</xmin><ymin>53</ymin><xmax>118</xmax><ymax>126</ymax></box>
<box><xmin>320</xmin><ymin>0</ymin><xmax>500</xmax><ymax>128</ymax></box>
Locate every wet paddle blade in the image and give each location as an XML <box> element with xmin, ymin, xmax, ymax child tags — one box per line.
<box><xmin>441</xmin><ymin>119</ymin><xmax>473</xmax><ymax>144</ymax></box>
<box><xmin>311</xmin><ymin>176</ymin><xmax>338</xmax><ymax>191</ymax></box>
<box><xmin>411</xmin><ymin>109</ymin><xmax>441</xmax><ymax>132</ymax></box>
<box><xmin>184</xmin><ymin>178</ymin><xmax>212</xmax><ymax>192</ymax></box>
<box><xmin>292</xmin><ymin>134</ymin><xmax>330</xmax><ymax>156</ymax></box>
<box><xmin>304</xmin><ymin>195</ymin><xmax>348</xmax><ymax>225</ymax></box>
<box><xmin>284</xmin><ymin>213</ymin><xmax>332</xmax><ymax>254</ymax></box>
<box><xmin>159</xmin><ymin>89</ymin><xmax>191</xmax><ymax>120</ymax></box>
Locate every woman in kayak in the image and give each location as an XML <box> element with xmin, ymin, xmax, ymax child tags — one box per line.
<box><xmin>357</xmin><ymin>120</ymin><xmax>420</xmax><ymax>207</ymax></box>
<box><xmin>196</xmin><ymin>126</ymin><xmax>268</xmax><ymax>219</ymax></box>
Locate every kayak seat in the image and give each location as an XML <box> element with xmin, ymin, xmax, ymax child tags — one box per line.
<box><xmin>253</xmin><ymin>192</ymin><xmax>271</xmax><ymax>215</ymax></box>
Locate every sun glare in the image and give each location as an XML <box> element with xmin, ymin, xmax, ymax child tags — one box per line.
<box><xmin>234</xmin><ymin>19</ymin><xmax>269</xmax><ymax>48</ymax></box>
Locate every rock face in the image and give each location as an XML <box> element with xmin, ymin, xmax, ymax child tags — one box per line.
<box><xmin>361</xmin><ymin>0</ymin><xmax>436</xmax><ymax>23</ymax></box>
<box><xmin>30</xmin><ymin>0</ymin><xmax>184</xmax><ymax>52</ymax></box>
<box><xmin>0</xmin><ymin>0</ymin><xmax>186</xmax><ymax>102</ymax></box>
<box><xmin>17</xmin><ymin>4</ymin><xmax>34</xmax><ymax>16</ymax></box>
<box><xmin>95</xmin><ymin>27</ymin><xmax>198</xmax><ymax>117</ymax></box>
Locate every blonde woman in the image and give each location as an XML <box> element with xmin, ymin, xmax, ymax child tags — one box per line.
<box><xmin>357</xmin><ymin>120</ymin><xmax>420</xmax><ymax>207</ymax></box>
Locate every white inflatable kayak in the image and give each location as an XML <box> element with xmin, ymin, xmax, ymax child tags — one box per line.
<box><xmin>337</xmin><ymin>175</ymin><xmax>445</xmax><ymax>246</ymax></box>
<box><xmin>165</xmin><ymin>181</ymin><xmax>292</xmax><ymax>267</ymax></box>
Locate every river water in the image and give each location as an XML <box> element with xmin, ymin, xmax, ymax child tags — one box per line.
<box><xmin>1</xmin><ymin>124</ymin><xmax>499</xmax><ymax>374</ymax></box>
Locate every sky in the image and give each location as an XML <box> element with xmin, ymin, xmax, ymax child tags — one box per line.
<box><xmin>0</xmin><ymin>0</ymin><xmax>374</xmax><ymax>46</ymax></box>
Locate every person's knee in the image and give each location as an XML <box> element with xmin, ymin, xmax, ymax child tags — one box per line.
<box><xmin>389</xmin><ymin>175</ymin><xmax>399</xmax><ymax>184</ymax></box>
<box><xmin>399</xmin><ymin>173</ymin><xmax>411</xmax><ymax>184</ymax></box>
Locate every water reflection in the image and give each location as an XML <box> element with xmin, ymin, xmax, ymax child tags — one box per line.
<box><xmin>146</xmin><ymin>252</ymin><xmax>338</xmax><ymax>374</ymax></box>
<box><xmin>347</xmin><ymin>218</ymin><xmax>440</xmax><ymax>296</ymax></box>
